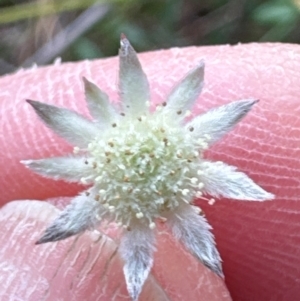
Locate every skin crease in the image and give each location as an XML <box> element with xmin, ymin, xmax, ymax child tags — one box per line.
<box><xmin>0</xmin><ymin>43</ymin><xmax>299</xmax><ymax>300</ymax></box>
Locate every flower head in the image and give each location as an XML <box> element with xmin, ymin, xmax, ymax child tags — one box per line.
<box><xmin>22</xmin><ymin>35</ymin><xmax>274</xmax><ymax>301</ymax></box>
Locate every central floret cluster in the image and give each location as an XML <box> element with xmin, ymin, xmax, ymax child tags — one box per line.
<box><xmin>23</xmin><ymin>35</ymin><xmax>274</xmax><ymax>301</ymax></box>
<box><xmin>80</xmin><ymin>108</ymin><xmax>209</xmax><ymax>228</ymax></box>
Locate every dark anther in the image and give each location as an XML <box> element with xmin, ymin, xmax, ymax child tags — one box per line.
<box><xmin>162</xmin><ymin>102</ymin><xmax>167</xmax><ymax>107</ymax></box>
<box><xmin>177</xmin><ymin>110</ymin><xmax>182</xmax><ymax>115</ymax></box>
<box><xmin>138</xmin><ymin>117</ymin><xmax>142</xmax><ymax>121</ymax></box>
<box><xmin>189</xmin><ymin>127</ymin><xmax>194</xmax><ymax>132</ymax></box>
<box><xmin>120</xmin><ymin>113</ymin><xmax>125</xmax><ymax>116</ymax></box>
<box><xmin>84</xmin><ymin>160</ymin><xmax>88</xmax><ymax>165</ymax></box>
<box><xmin>112</xmin><ymin>123</ymin><xmax>117</xmax><ymax>127</ymax></box>
<box><xmin>108</xmin><ymin>142</ymin><xmax>114</xmax><ymax>147</ymax></box>
<box><xmin>106</xmin><ymin>158</ymin><xmax>111</xmax><ymax>163</ymax></box>
<box><xmin>85</xmin><ymin>191</ymin><xmax>90</xmax><ymax>196</ymax></box>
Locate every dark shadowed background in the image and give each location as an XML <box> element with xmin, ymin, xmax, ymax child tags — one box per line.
<box><xmin>0</xmin><ymin>0</ymin><xmax>299</xmax><ymax>75</ymax></box>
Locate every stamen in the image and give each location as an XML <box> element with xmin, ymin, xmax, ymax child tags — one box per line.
<box><xmin>182</xmin><ymin>189</ymin><xmax>189</xmax><ymax>196</ymax></box>
<box><xmin>198</xmin><ymin>182</ymin><xmax>204</xmax><ymax>189</ymax></box>
<box><xmin>80</xmin><ymin>177</ymin><xmax>88</xmax><ymax>185</ymax></box>
<box><xmin>190</xmin><ymin>177</ymin><xmax>198</xmax><ymax>184</ymax></box>
<box><xmin>149</xmin><ymin>222</ymin><xmax>156</xmax><ymax>229</ymax></box>
<box><xmin>136</xmin><ymin>212</ymin><xmax>144</xmax><ymax>219</ymax></box>
<box><xmin>208</xmin><ymin>198</ymin><xmax>215</xmax><ymax>205</ymax></box>
<box><xmin>195</xmin><ymin>191</ymin><xmax>203</xmax><ymax>198</ymax></box>
<box><xmin>73</xmin><ymin>146</ymin><xmax>80</xmax><ymax>154</ymax></box>
<box><xmin>185</xmin><ymin>110</ymin><xmax>191</xmax><ymax>117</ymax></box>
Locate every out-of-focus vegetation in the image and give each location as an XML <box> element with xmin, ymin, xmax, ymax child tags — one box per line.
<box><xmin>0</xmin><ymin>0</ymin><xmax>299</xmax><ymax>75</ymax></box>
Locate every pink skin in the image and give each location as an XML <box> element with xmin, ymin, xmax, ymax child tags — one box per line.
<box><xmin>0</xmin><ymin>43</ymin><xmax>299</xmax><ymax>300</ymax></box>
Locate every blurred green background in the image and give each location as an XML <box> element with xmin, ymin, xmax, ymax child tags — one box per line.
<box><xmin>0</xmin><ymin>0</ymin><xmax>299</xmax><ymax>75</ymax></box>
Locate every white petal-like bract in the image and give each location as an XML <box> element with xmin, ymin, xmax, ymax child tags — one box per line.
<box><xmin>187</xmin><ymin>99</ymin><xmax>258</xmax><ymax>145</ymax></box>
<box><xmin>120</xmin><ymin>226</ymin><xmax>156</xmax><ymax>301</ymax></box>
<box><xmin>119</xmin><ymin>34</ymin><xmax>150</xmax><ymax>116</ymax></box>
<box><xmin>26</xmin><ymin>100</ymin><xmax>100</xmax><ymax>147</ymax></box>
<box><xmin>167</xmin><ymin>205</ymin><xmax>223</xmax><ymax>277</ymax></box>
<box><xmin>166</xmin><ymin>61</ymin><xmax>204</xmax><ymax>116</ymax></box>
<box><xmin>199</xmin><ymin>160</ymin><xmax>274</xmax><ymax>200</ymax></box>
<box><xmin>83</xmin><ymin>77</ymin><xmax>118</xmax><ymax>126</ymax></box>
<box><xmin>21</xmin><ymin>156</ymin><xmax>93</xmax><ymax>182</ymax></box>
<box><xmin>36</xmin><ymin>191</ymin><xmax>103</xmax><ymax>244</ymax></box>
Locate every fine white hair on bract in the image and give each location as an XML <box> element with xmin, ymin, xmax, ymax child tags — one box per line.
<box><xmin>21</xmin><ymin>34</ymin><xmax>274</xmax><ymax>301</ymax></box>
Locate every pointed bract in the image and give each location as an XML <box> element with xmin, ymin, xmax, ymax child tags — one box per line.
<box><xmin>26</xmin><ymin>100</ymin><xmax>100</xmax><ymax>147</ymax></box>
<box><xmin>187</xmin><ymin>99</ymin><xmax>258</xmax><ymax>145</ymax></box>
<box><xmin>119</xmin><ymin>34</ymin><xmax>150</xmax><ymax>116</ymax></box>
<box><xmin>120</xmin><ymin>226</ymin><xmax>156</xmax><ymax>301</ymax></box>
<box><xmin>199</xmin><ymin>160</ymin><xmax>275</xmax><ymax>200</ymax></box>
<box><xmin>83</xmin><ymin>77</ymin><xmax>118</xmax><ymax>125</ymax></box>
<box><xmin>36</xmin><ymin>192</ymin><xmax>102</xmax><ymax>244</ymax></box>
<box><xmin>167</xmin><ymin>205</ymin><xmax>223</xmax><ymax>277</ymax></box>
<box><xmin>21</xmin><ymin>156</ymin><xmax>93</xmax><ymax>182</ymax></box>
<box><xmin>166</xmin><ymin>61</ymin><xmax>204</xmax><ymax>116</ymax></box>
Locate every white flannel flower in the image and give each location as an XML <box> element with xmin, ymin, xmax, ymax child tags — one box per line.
<box><xmin>22</xmin><ymin>35</ymin><xmax>274</xmax><ymax>301</ymax></box>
